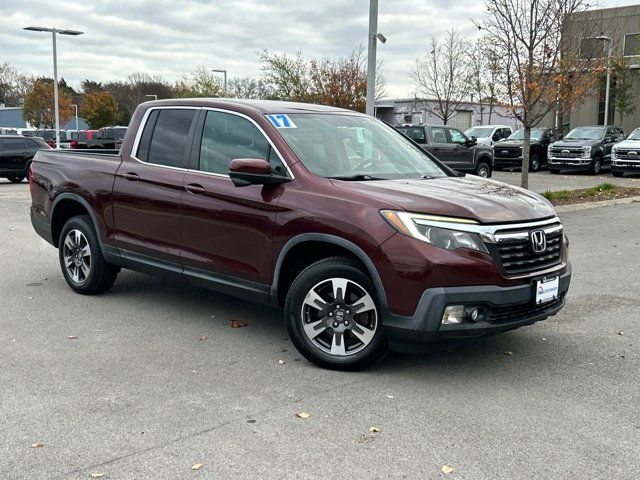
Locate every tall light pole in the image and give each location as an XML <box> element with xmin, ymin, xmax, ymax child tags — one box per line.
<box><xmin>211</xmin><ymin>69</ymin><xmax>227</xmax><ymax>97</ymax></box>
<box><xmin>596</xmin><ymin>35</ymin><xmax>612</xmax><ymax>125</ymax></box>
<box><xmin>366</xmin><ymin>0</ymin><xmax>386</xmax><ymax>117</ymax></box>
<box><xmin>24</xmin><ymin>26</ymin><xmax>83</xmax><ymax>149</ymax></box>
<box><xmin>72</xmin><ymin>104</ymin><xmax>78</xmax><ymax>130</ymax></box>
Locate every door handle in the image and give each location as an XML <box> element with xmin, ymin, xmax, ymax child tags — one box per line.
<box><xmin>123</xmin><ymin>172</ymin><xmax>140</xmax><ymax>181</ymax></box>
<box><xmin>185</xmin><ymin>183</ymin><xmax>206</xmax><ymax>194</ymax></box>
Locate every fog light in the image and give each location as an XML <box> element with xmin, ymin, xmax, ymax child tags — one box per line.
<box><xmin>466</xmin><ymin>307</ymin><xmax>481</xmax><ymax>322</ymax></box>
<box><xmin>442</xmin><ymin>305</ymin><xmax>465</xmax><ymax>325</ymax></box>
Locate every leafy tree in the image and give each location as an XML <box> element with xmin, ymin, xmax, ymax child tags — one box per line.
<box><xmin>81</xmin><ymin>79</ymin><xmax>104</xmax><ymax>94</ymax></box>
<box><xmin>412</xmin><ymin>30</ymin><xmax>473</xmax><ymax>125</ymax></box>
<box><xmin>259</xmin><ymin>50</ymin><xmax>311</xmax><ymax>101</ymax></box>
<box><xmin>22</xmin><ymin>79</ymin><xmax>73</xmax><ymax>128</ymax></box>
<box><xmin>174</xmin><ymin>66</ymin><xmax>224</xmax><ymax>98</ymax></box>
<box><xmin>80</xmin><ymin>92</ymin><xmax>119</xmax><ymax>129</ymax></box>
<box><xmin>476</xmin><ymin>0</ymin><xmax>599</xmax><ymax>189</ymax></box>
<box><xmin>0</xmin><ymin>62</ymin><xmax>34</xmax><ymax>107</ymax></box>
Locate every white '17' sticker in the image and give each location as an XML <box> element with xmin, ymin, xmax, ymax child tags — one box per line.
<box><xmin>267</xmin><ymin>114</ymin><xmax>297</xmax><ymax>129</ymax></box>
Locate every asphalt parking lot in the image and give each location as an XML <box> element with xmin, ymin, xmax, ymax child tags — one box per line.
<box><xmin>1</xmin><ymin>178</ymin><xmax>639</xmax><ymax>479</ymax></box>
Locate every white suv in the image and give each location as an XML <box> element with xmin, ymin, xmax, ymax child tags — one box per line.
<box><xmin>465</xmin><ymin>125</ymin><xmax>513</xmax><ymax>147</ymax></box>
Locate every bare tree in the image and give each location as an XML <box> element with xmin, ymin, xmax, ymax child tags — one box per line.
<box><xmin>412</xmin><ymin>30</ymin><xmax>473</xmax><ymax>125</ymax></box>
<box><xmin>476</xmin><ymin>0</ymin><xmax>600</xmax><ymax>188</ymax></box>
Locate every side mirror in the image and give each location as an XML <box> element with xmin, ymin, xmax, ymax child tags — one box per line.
<box><xmin>229</xmin><ymin>158</ymin><xmax>291</xmax><ymax>187</ymax></box>
<box><xmin>467</xmin><ymin>135</ymin><xmax>477</xmax><ymax>146</ymax></box>
<box><xmin>492</xmin><ymin>133</ymin><xmax>500</xmax><ymax>141</ymax></box>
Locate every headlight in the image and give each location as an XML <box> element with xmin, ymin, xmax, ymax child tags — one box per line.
<box><xmin>548</xmin><ymin>145</ymin><xmax>552</xmax><ymax>156</ymax></box>
<box><xmin>380</xmin><ymin>211</ymin><xmax>489</xmax><ymax>253</ymax></box>
<box><xmin>581</xmin><ymin>146</ymin><xmax>592</xmax><ymax>158</ymax></box>
<box><xmin>611</xmin><ymin>148</ymin><xmax>618</xmax><ymax>160</ymax></box>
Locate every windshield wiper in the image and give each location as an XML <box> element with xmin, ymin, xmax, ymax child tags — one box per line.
<box><xmin>329</xmin><ymin>174</ymin><xmax>386</xmax><ymax>181</ymax></box>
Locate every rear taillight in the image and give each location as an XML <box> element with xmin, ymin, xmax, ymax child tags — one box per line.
<box><xmin>29</xmin><ymin>162</ymin><xmax>35</xmax><ymax>197</ymax></box>
<box><xmin>71</xmin><ymin>140</ymin><xmax>78</xmax><ymax>148</ymax></box>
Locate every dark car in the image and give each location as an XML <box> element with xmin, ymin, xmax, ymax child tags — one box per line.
<box><xmin>494</xmin><ymin>127</ymin><xmax>556</xmax><ymax>172</ymax></box>
<box><xmin>0</xmin><ymin>135</ymin><xmax>50</xmax><ymax>183</ymax></box>
<box><xmin>395</xmin><ymin>124</ymin><xmax>494</xmax><ymax>177</ymax></box>
<box><xmin>547</xmin><ymin>125</ymin><xmax>624</xmax><ymax>175</ymax></box>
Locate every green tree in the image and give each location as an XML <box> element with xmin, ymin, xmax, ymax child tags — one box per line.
<box><xmin>174</xmin><ymin>66</ymin><xmax>224</xmax><ymax>98</ymax></box>
<box><xmin>0</xmin><ymin>62</ymin><xmax>34</xmax><ymax>107</ymax></box>
<box><xmin>22</xmin><ymin>80</ymin><xmax>73</xmax><ymax>128</ymax></box>
<box><xmin>609</xmin><ymin>57</ymin><xmax>636</xmax><ymax>125</ymax></box>
<box><xmin>258</xmin><ymin>50</ymin><xmax>311</xmax><ymax>101</ymax></box>
<box><xmin>80</xmin><ymin>91</ymin><xmax>118</xmax><ymax>129</ymax></box>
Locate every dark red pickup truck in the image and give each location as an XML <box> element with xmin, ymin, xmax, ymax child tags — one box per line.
<box><xmin>29</xmin><ymin>99</ymin><xmax>571</xmax><ymax>370</ymax></box>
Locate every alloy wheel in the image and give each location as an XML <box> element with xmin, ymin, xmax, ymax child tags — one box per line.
<box><xmin>62</xmin><ymin>229</ymin><xmax>92</xmax><ymax>285</ymax></box>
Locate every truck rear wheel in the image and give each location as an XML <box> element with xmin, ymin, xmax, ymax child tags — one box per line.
<box><xmin>8</xmin><ymin>176</ymin><xmax>25</xmax><ymax>183</ymax></box>
<box><xmin>284</xmin><ymin>256</ymin><xmax>387</xmax><ymax>371</ymax></box>
<box><xmin>59</xmin><ymin>215</ymin><xmax>119</xmax><ymax>295</ymax></box>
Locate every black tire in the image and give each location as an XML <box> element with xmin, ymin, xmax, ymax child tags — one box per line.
<box><xmin>529</xmin><ymin>154</ymin><xmax>541</xmax><ymax>172</ymax></box>
<box><xmin>58</xmin><ymin>215</ymin><xmax>118</xmax><ymax>295</ymax></box>
<box><xmin>549</xmin><ymin>168</ymin><xmax>560</xmax><ymax>174</ymax></box>
<box><xmin>8</xmin><ymin>176</ymin><xmax>25</xmax><ymax>183</ymax></box>
<box><xmin>612</xmin><ymin>171</ymin><xmax>623</xmax><ymax>177</ymax></box>
<box><xmin>284</xmin><ymin>256</ymin><xmax>387</xmax><ymax>371</ymax></box>
<box><xmin>589</xmin><ymin>155</ymin><xmax>602</xmax><ymax>175</ymax></box>
<box><xmin>475</xmin><ymin>161</ymin><xmax>491</xmax><ymax>178</ymax></box>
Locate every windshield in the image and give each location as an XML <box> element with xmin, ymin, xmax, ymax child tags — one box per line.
<box><xmin>272</xmin><ymin>113</ymin><xmax>448</xmax><ymax>180</ymax></box>
<box><xmin>507</xmin><ymin>129</ymin><xmax>545</xmax><ymax>141</ymax></box>
<box><xmin>465</xmin><ymin>127</ymin><xmax>494</xmax><ymax>138</ymax></box>
<box><xmin>626</xmin><ymin>128</ymin><xmax>640</xmax><ymax>140</ymax></box>
<box><xmin>565</xmin><ymin>126</ymin><xmax>605</xmax><ymax>141</ymax></box>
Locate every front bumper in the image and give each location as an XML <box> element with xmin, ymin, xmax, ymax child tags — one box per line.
<box><xmin>382</xmin><ymin>264</ymin><xmax>572</xmax><ymax>352</ymax></box>
<box><xmin>495</xmin><ymin>157</ymin><xmax>523</xmax><ymax>168</ymax></box>
<box><xmin>547</xmin><ymin>158</ymin><xmax>592</xmax><ymax>171</ymax></box>
<box><xmin>612</xmin><ymin>160</ymin><xmax>640</xmax><ymax>173</ymax></box>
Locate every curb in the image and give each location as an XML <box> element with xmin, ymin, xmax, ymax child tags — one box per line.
<box><xmin>554</xmin><ymin>195</ymin><xmax>640</xmax><ymax>213</ymax></box>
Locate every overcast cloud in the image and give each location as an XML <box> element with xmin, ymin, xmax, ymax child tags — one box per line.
<box><xmin>0</xmin><ymin>0</ymin><xmax>636</xmax><ymax>99</ymax></box>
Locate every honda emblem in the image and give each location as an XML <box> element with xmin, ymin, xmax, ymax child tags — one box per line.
<box><xmin>530</xmin><ymin>230</ymin><xmax>546</xmax><ymax>254</ymax></box>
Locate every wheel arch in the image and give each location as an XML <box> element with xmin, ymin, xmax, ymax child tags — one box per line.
<box><xmin>50</xmin><ymin>194</ymin><xmax>101</xmax><ymax>249</ymax></box>
<box><xmin>272</xmin><ymin>234</ymin><xmax>388</xmax><ymax>310</ymax></box>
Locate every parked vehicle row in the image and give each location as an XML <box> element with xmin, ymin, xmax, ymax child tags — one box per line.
<box><xmin>0</xmin><ymin>135</ymin><xmax>50</xmax><ymax>183</ymax></box>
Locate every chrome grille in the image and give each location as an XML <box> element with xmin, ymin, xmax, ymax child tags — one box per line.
<box><xmin>495</xmin><ymin>148</ymin><xmax>521</xmax><ymax>159</ymax></box>
<box><xmin>488</xmin><ymin>220</ymin><xmax>563</xmax><ymax>275</ymax></box>
<box><xmin>550</xmin><ymin>147</ymin><xmax>581</xmax><ymax>158</ymax></box>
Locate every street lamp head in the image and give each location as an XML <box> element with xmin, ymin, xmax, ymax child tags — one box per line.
<box><xmin>375</xmin><ymin>33</ymin><xmax>387</xmax><ymax>44</ymax></box>
<box><xmin>24</xmin><ymin>26</ymin><xmax>84</xmax><ymax>36</ymax></box>
<box><xmin>595</xmin><ymin>35</ymin><xmax>611</xmax><ymax>42</ymax></box>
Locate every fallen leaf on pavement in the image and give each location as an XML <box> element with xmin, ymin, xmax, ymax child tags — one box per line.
<box><xmin>295</xmin><ymin>412</ymin><xmax>310</xmax><ymax>419</ymax></box>
<box><xmin>199</xmin><ymin>336</ymin><xmax>208</xmax><ymax>341</ymax></box>
<box><xmin>368</xmin><ymin>427</ymin><xmax>380</xmax><ymax>433</ymax></box>
<box><xmin>90</xmin><ymin>473</ymin><xmax>104</xmax><ymax>478</ymax></box>
<box><xmin>442</xmin><ymin>465</ymin><xmax>454</xmax><ymax>474</ymax></box>
<box><xmin>68</xmin><ymin>336</ymin><xmax>77</xmax><ymax>340</ymax></box>
<box><xmin>618</xmin><ymin>331</ymin><xmax>624</xmax><ymax>336</ymax></box>
<box><xmin>503</xmin><ymin>351</ymin><xmax>513</xmax><ymax>356</ymax></box>
<box><xmin>278</xmin><ymin>360</ymin><xmax>285</xmax><ymax>364</ymax></box>
<box><xmin>191</xmin><ymin>464</ymin><xmax>204</xmax><ymax>470</ymax></box>
<box><xmin>229</xmin><ymin>319</ymin><xmax>247</xmax><ymax>328</ymax></box>
<box><xmin>30</xmin><ymin>443</ymin><xmax>44</xmax><ymax>448</ymax></box>
<box><xmin>386</xmin><ymin>395</ymin><xmax>395</xmax><ymax>399</ymax></box>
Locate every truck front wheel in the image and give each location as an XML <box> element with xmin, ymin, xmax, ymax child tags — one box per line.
<box><xmin>59</xmin><ymin>215</ymin><xmax>119</xmax><ymax>295</ymax></box>
<box><xmin>284</xmin><ymin>257</ymin><xmax>387</xmax><ymax>371</ymax></box>
<box><xmin>589</xmin><ymin>155</ymin><xmax>602</xmax><ymax>175</ymax></box>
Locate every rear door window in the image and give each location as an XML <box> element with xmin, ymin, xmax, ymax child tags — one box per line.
<box><xmin>136</xmin><ymin>109</ymin><xmax>197</xmax><ymax>168</ymax></box>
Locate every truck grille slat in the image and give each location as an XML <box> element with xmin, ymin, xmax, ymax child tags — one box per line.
<box><xmin>490</xmin><ymin>225</ymin><xmax>563</xmax><ymax>275</ymax></box>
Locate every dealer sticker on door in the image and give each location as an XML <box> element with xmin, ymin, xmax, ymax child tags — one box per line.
<box><xmin>535</xmin><ymin>276</ymin><xmax>559</xmax><ymax>304</ymax></box>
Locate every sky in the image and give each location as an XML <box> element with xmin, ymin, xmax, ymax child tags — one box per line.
<box><xmin>1</xmin><ymin>0</ymin><xmax>638</xmax><ymax>99</ymax></box>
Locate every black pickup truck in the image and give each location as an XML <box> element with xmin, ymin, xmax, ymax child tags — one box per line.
<box><xmin>85</xmin><ymin>126</ymin><xmax>127</xmax><ymax>149</ymax></box>
<box><xmin>494</xmin><ymin>127</ymin><xmax>555</xmax><ymax>172</ymax></box>
<box><xmin>547</xmin><ymin>125</ymin><xmax>624</xmax><ymax>175</ymax></box>
<box><xmin>394</xmin><ymin>124</ymin><xmax>494</xmax><ymax>177</ymax></box>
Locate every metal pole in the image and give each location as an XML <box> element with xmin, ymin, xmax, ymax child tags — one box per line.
<box><xmin>365</xmin><ymin>0</ymin><xmax>378</xmax><ymax>116</ymax></box>
<box><xmin>52</xmin><ymin>30</ymin><xmax>60</xmax><ymax>149</ymax></box>
<box><xmin>73</xmin><ymin>104</ymin><xmax>78</xmax><ymax>130</ymax></box>
<box><xmin>223</xmin><ymin>70</ymin><xmax>227</xmax><ymax>97</ymax></box>
<box><xmin>603</xmin><ymin>43</ymin><xmax>611</xmax><ymax>125</ymax></box>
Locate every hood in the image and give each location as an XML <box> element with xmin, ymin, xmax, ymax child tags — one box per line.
<box><xmin>331</xmin><ymin>175</ymin><xmax>555</xmax><ymax>224</ymax></box>
<box><xmin>494</xmin><ymin>139</ymin><xmax>541</xmax><ymax>148</ymax></box>
<box><xmin>614</xmin><ymin>138</ymin><xmax>640</xmax><ymax>150</ymax></box>
<box><xmin>552</xmin><ymin>138</ymin><xmax>601</xmax><ymax>147</ymax></box>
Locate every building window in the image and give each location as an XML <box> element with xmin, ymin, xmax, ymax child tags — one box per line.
<box><xmin>580</xmin><ymin>37</ymin><xmax>605</xmax><ymax>59</ymax></box>
<box><xmin>623</xmin><ymin>33</ymin><xmax>640</xmax><ymax>57</ymax></box>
